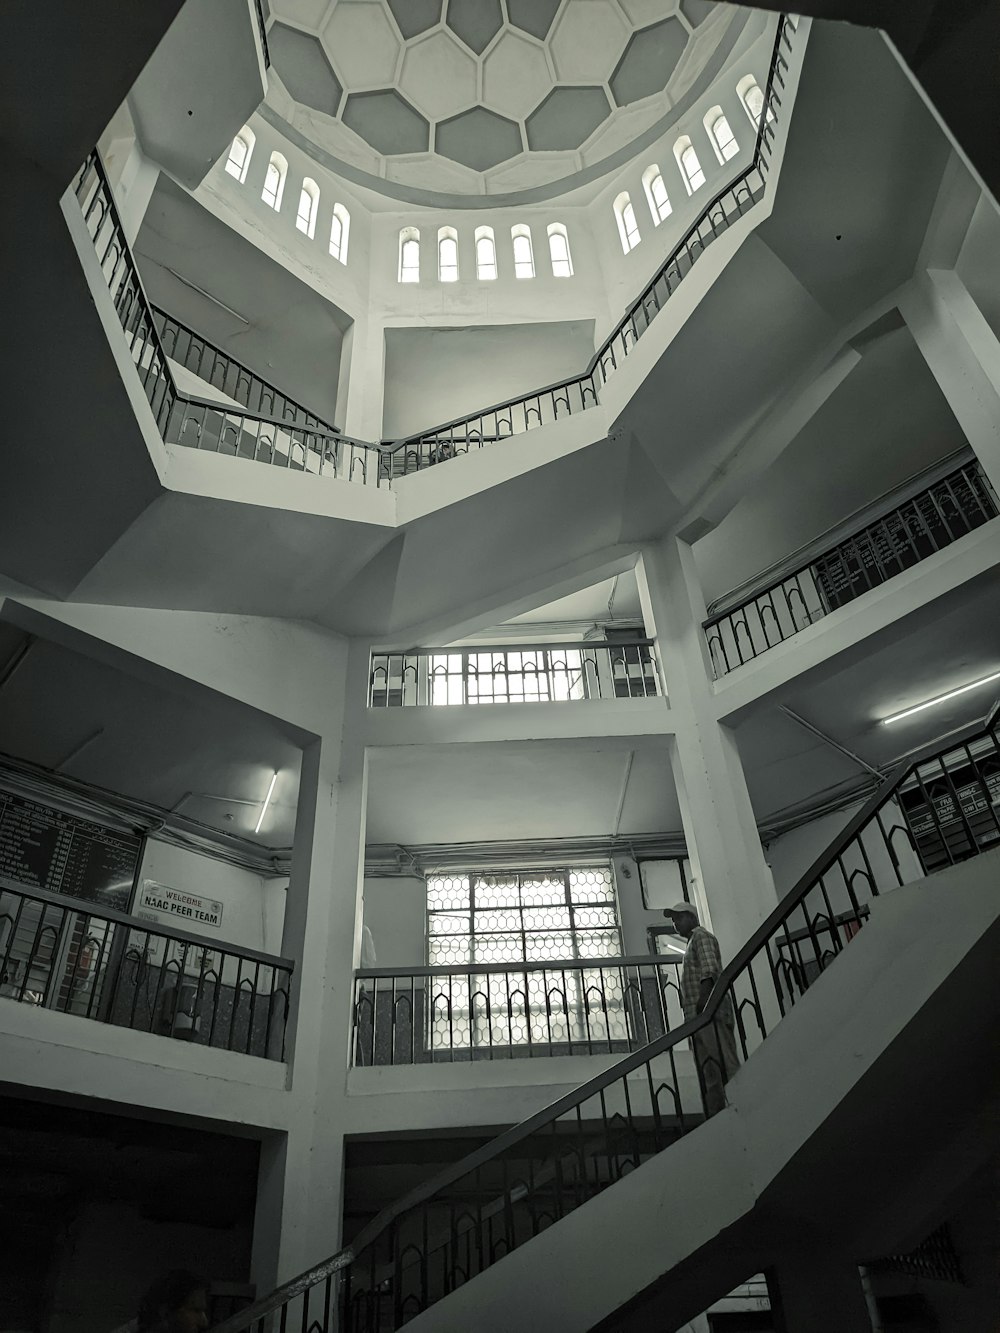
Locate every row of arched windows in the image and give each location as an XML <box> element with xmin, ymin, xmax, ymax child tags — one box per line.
<box><xmin>225</xmin><ymin>126</ymin><xmax>352</xmax><ymax>265</ymax></box>
<box><xmin>612</xmin><ymin>75</ymin><xmax>770</xmax><ymax>255</ymax></box>
<box><xmin>398</xmin><ymin>222</ymin><xmax>573</xmax><ymax>285</ymax></box>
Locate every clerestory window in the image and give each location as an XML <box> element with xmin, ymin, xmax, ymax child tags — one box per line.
<box><xmin>705</xmin><ymin>108</ymin><xmax>739</xmax><ymax>163</ymax></box>
<box><xmin>438</xmin><ymin>226</ymin><xmax>459</xmax><ymax>282</ymax></box>
<box><xmin>511</xmin><ymin>224</ymin><xmax>535</xmax><ymax>279</ymax></box>
<box><xmin>399</xmin><ymin>226</ymin><xmax>420</xmax><ymax>283</ymax></box>
<box><xmin>613</xmin><ymin>191</ymin><xmax>641</xmax><ymax>253</ymax></box>
<box><xmin>261</xmin><ymin>151</ymin><xmax>287</xmax><ymax>211</ymax></box>
<box><xmin>296</xmin><ymin>177</ymin><xmax>319</xmax><ymax>238</ymax></box>
<box><xmin>225</xmin><ymin>127</ymin><xmax>255</xmax><ymax>183</ymax></box>
<box><xmin>641</xmin><ymin>165</ymin><xmax>672</xmax><ymax>225</ymax></box>
<box><xmin>475</xmin><ymin>225</ymin><xmax>497</xmax><ymax>280</ymax></box>
<box><xmin>329</xmin><ymin>202</ymin><xmax>350</xmax><ymax>263</ymax></box>
<box><xmin>547</xmin><ymin>222</ymin><xmax>573</xmax><ymax>277</ymax></box>
<box><xmin>674</xmin><ymin>135</ymin><xmax>706</xmax><ymax>194</ymax></box>
<box><xmin>737</xmin><ymin>74</ymin><xmax>773</xmax><ymax>129</ymax></box>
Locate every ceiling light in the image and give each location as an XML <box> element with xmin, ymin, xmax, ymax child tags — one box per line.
<box><xmin>254</xmin><ymin>772</ymin><xmax>278</xmax><ymax>835</ymax></box>
<box><xmin>880</xmin><ymin>670</ymin><xmax>1000</xmax><ymax>726</ymax></box>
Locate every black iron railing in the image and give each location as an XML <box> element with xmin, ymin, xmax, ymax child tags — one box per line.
<box><xmin>152</xmin><ymin>305</ymin><xmax>336</xmax><ymax>434</ymax></box>
<box><xmin>704</xmin><ymin>457</ymin><xmax>999</xmax><ymax>678</ymax></box>
<box><xmin>77</xmin><ymin>15</ymin><xmax>797</xmax><ymax>489</ymax></box>
<box><xmin>368</xmin><ymin>639</ymin><xmax>660</xmax><ymax>707</ymax></box>
<box><xmin>206</xmin><ymin>698</ymin><xmax>999</xmax><ymax>1333</ymax></box>
<box><xmin>74</xmin><ymin>151</ymin><xmax>390</xmax><ymax>486</ymax></box>
<box><xmin>254</xmin><ymin>0</ymin><xmax>270</xmax><ymax>67</ymax></box>
<box><xmin>0</xmin><ymin>881</ymin><xmax>292</xmax><ymax>1059</ymax></box>
<box><xmin>351</xmin><ymin>955</ymin><xmax>684</xmax><ymax>1066</ymax></box>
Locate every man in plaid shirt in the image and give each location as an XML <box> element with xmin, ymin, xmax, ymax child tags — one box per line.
<box><xmin>664</xmin><ymin>902</ymin><xmax>740</xmax><ymax>1117</ymax></box>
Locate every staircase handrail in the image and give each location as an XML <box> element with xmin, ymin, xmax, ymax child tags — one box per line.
<box><xmin>376</xmin><ymin>636</ymin><xmax>655</xmax><ymax>658</ymax></box>
<box><xmin>207</xmin><ymin>694</ymin><xmax>1000</xmax><ymax>1333</ymax></box>
<box><xmin>355</xmin><ymin>952</ymin><xmax>681</xmax><ymax>981</ymax></box>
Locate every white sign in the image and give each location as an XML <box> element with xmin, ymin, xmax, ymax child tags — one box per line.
<box><xmin>138</xmin><ymin>880</ymin><xmax>224</xmax><ymax>930</ymax></box>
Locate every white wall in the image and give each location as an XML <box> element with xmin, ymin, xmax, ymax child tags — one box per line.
<box><xmin>138</xmin><ymin>838</ymin><xmax>288</xmax><ymax>955</ymax></box>
<box><xmin>381</xmin><ymin>320</ymin><xmax>596</xmax><ymax>439</ymax></box>
<box><xmin>763</xmin><ymin>802</ymin><xmax>866</xmax><ymax>899</ymax></box>
<box><xmin>361</xmin><ymin>874</ymin><xmax>425</xmax><ymax>967</ymax></box>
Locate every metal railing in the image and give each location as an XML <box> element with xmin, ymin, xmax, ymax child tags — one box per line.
<box><xmin>368</xmin><ymin>639</ymin><xmax>660</xmax><ymax>707</ymax></box>
<box><xmin>254</xmin><ymin>0</ymin><xmax>270</xmax><ymax>67</ymax></box>
<box><xmin>0</xmin><ymin>881</ymin><xmax>292</xmax><ymax>1059</ymax></box>
<box><xmin>76</xmin><ymin>14</ymin><xmax>796</xmax><ymax>490</ymax></box>
<box><xmin>152</xmin><ymin>305</ymin><xmax>336</xmax><ymax>434</ymax></box>
<box><xmin>704</xmin><ymin>457</ymin><xmax>999</xmax><ymax>678</ymax></box>
<box><xmin>380</xmin><ymin>17</ymin><xmax>796</xmax><ymax>475</ymax></box>
<box><xmin>207</xmin><ymin>697</ymin><xmax>999</xmax><ymax>1333</ymax></box>
<box><xmin>351</xmin><ymin>955</ymin><xmax>684</xmax><ymax>1065</ymax></box>
<box><xmin>74</xmin><ymin>151</ymin><xmax>391</xmax><ymax>487</ymax></box>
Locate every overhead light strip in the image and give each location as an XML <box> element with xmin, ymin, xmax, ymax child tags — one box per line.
<box><xmin>255</xmin><ymin>772</ymin><xmax>278</xmax><ymax>834</ymax></box>
<box><xmin>881</xmin><ymin>670</ymin><xmax>1000</xmax><ymax>725</ymax></box>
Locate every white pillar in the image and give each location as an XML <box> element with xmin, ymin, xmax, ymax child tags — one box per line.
<box><xmin>637</xmin><ymin>537</ymin><xmax>777</xmax><ymax>961</ymax></box>
<box><xmin>250</xmin><ymin>643</ymin><xmax>371</xmax><ymax>1290</ymax></box>
<box><xmin>337</xmin><ymin>315</ymin><xmax>385</xmax><ymax>443</ymax></box>
<box><xmin>900</xmin><ymin>268</ymin><xmax>1000</xmax><ymax>496</ymax></box>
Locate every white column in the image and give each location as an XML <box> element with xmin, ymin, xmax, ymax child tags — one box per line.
<box><xmin>337</xmin><ymin>315</ymin><xmax>385</xmax><ymax>443</ymax></box>
<box><xmin>900</xmin><ymin>268</ymin><xmax>1000</xmax><ymax>495</ymax></box>
<box><xmin>637</xmin><ymin>536</ymin><xmax>777</xmax><ymax>961</ymax></box>
<box><xmin>250</xmin><ymin>643</ymin><xmax>371</xmax><ymax>1290</ymax></box>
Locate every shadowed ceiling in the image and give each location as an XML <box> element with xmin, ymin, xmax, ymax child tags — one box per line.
<box><xmin>262</xmin><ymin>0</ymin><xmax>743</xmax><ymax>199</ymax></box>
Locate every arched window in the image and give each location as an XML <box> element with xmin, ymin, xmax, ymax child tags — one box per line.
<box><xmin>705</xmin><ymin>108</ymin><xmax>739</xmax><ymax>163</ymax></box>
<box><xmin>399</xmin><ymin>226</ymin><xmax>420</xmax><ymax>283</ymax></box>
<box><xmin>547</xmin><ymin>223</ymin><xmax>573</xmax><ymax>278</ymax></box>
<box><xmin>438</xmin><ymin>226</ymin><xmax>459</xmax><ymax>282</ymax></box>
<box><xmin>261</xmin><ymin>151</ymin><xmax>287</xmax><ymax>210</ymax></box>
<box><xmin>511</xmin><ymin>224</ymin><xmax>535</xmax><ymax>279</ymax></box>
<box><xmin>641</xmin><ymin>165</ymin><xmax>672</xmax><ymax>225</ymax></box>
<box><xmin>475</xmin><ymin>225</ymin><xmax>497</xmax><ymax>281</ymax></box>
<box><xmin>329</xmin><ymin>202</ymin><xmax>350</xmax><ymax>263</ymax></box>
<box><xmin>737</xmin><ymin>74</ymin><xmax>773</xmax><ymax>128</ymax></box>
<box><xmin>296</xmin><ymin>177</ymin><xmax>319</xmax><ymax>238</ymax></box>
<box><xmin>613</xmin><ymin>191</ymin><xmax>640</xmax><ymax>253</ymax></box>
<box><xmin>674</xmin><ymin>136</ymin><xmax>705</xmax><ymax>195</ymax></box>
<box><xmin>225</xmin><ymin>126</ymin><xmax>255</xmax><ymax>183</ymax></box>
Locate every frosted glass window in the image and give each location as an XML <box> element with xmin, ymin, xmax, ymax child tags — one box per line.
<box><xmin>296</xmin><ymin>178</ymin><xmax>319</xmax><ymax>238</ymax></box>
<box><xmin>708</xmin><ymin>111</ymin><xmax>739</xmax><ymax>163</ymax></box>
<box><xmin>438</xmin><ymin>227</ymin><xmax>459</xmax><ymax>282</ymax></box>
<box><xmin>399</xmin><ymin>228</ymin><xmax>420</xmax><ymax>283</ymax></box>
<box><xmin>261</xmin><ymin>152</ymin><xmax>287</xmax><ymax>210</ymax></box>
<box><xmin>738</xmin><ymin>75</ymin><xmax>773</xmax><ymax>128</ymax></box>
<box><xmin>613</xmin><ymin>192</ymin><xmax>640</xmax><ymax>252</ymax></box>
<box><xmin>329</xmin><ymin>203</ymin><xmax>350</xmax><ymax>263</ymax></box>
<box><xmin>641</xmin><ymin>166</ymin><xmax>672</xmax><ymax>225</ymax></box>
<box><xmin>225</xmin><ymin>129</ymin><xmax>254</xmax><ymax>183</ymax></box>
<box><xmin>675</xmin><ymin>137</ymin><xmax>705</xmax><ymax>194</ymax></box>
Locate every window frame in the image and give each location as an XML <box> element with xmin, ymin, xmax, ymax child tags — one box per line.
<box><xmin>398</xmin><ymin>226</ymin><xmax>420</xmax><ymax>283</ymax></box>
<box><xmin>225</xmin><ymin>127</ymin><xmax>255</xmax><ymax>184</ymax></box>
<box><xmin>613</xmin><ymin>191</ymin><xmax>641</xmax><ymax>253</ymax></box>
<box><xmin>296</xmin><ymin>177</ymin><xmax>319</xmax><ymax>239</ymax></box>
<box><xmin>438</xmin><ymin>225</ymin><xmax>459</xmax><ymax>283</ymax></box>
<box><xmin>705</xmin><ymin>107</ymin><xmax>739</xmax><ymax>164</ymax></box>
<box><xmin>737</xmin><ymin>74</ymin><xmax>773</xmax><ymax>129</ymax></box>
<box><xmin>329</xmin><ymin>202</ymin><xmax>350</xmax><ymax>264</ymax></box>
<box><xmin>475</xmin><ymin>225</ymin><xmax>497</xmax><ymax>281</ymax></box>
<box><xmin>511</xmin><ymin>223</ymin><xmax>535</xmax><ymax>280</ymax></box>
<box><xmin>674</xmin><ymin>135</ymin><xmax>706</xmax><ymax>195</ymax></box>
<box><xmin>641</xmin><ymin>165</ymin><xmax>672</xmax><ymax>225</ymax></box>
<box><xmin>261</xmin><ymin>151</ymin><xmax>287</xmax><ymax>211</ymax></box>
<box><xmin>546</xmin><ymin>222</ymin><xmax>573</xmax><ymax>278</ymax></box>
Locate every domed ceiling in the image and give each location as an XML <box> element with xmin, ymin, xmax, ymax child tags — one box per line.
<box><xmin>261</xmin><ymin>0</ymin><xmax>746</xmax><ymax>203</ymax></box>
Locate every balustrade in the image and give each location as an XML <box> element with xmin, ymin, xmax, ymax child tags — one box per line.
<box><xmin>368</xmin><ymin>639</ymin><xmax>659</xmax><ymax>707</ymax></box>
<box><xmin>351</xmin><ymin>955</ymin><xmax>684</xmax><ymax>1066</ymax></box>
<box><xmin>0</xmin><ymin>880</ymin><xmax>292</xmax><ymax>1060</ymax></box>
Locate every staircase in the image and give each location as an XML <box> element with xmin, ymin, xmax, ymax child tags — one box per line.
<box><xmin>208</xmin><ymin>706</ymin><xmax>1000</xmax><ymax>1332</ymax></box>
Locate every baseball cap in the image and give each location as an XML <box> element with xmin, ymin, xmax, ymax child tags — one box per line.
<box><xmin>664</xmin><ymin>902</ymin><xmax>699</xmax><ymax>920</ymax></box>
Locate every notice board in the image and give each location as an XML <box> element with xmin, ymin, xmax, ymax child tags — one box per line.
<box><xmin>0</xmin><ymin>787</ymin><xmax>142</xmax><ymax>912</ymax></box>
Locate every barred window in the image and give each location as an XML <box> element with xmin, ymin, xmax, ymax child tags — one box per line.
<box><xmin>426</xmin><ymin>867</ymin><xmax>623</xmax><ymax>1050</ymax></box>
<box><xmin>428</xmin><ymin>649</ymin><xmax>587</xmax><ymax>705</ymax></box>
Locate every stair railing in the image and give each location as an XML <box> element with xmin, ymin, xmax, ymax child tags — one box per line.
<box><xmin>207</xmin><ymin>699</ymin><xmax>999</xmax><ymax>1333</ymax></box>
<box><xmin>74</xmin><ymin>14</ymin><xmax>799</xmax><ymax>488</ymax></box>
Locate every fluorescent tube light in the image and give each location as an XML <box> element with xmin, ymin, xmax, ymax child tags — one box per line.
<box><xmin>254</xmin><ymin>772</ymin><xmax>278</xmax><ymax>834</ymax></box>
<box><xmin>881</xmin><ymin>670</ymin><xmax>1000</xmax><ymax>726</ymax></box>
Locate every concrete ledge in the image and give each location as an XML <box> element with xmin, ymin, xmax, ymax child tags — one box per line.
<box><xmin>361</xmin><ymin>696</ymin><xmax>674</xmax><ymax>746</ymax></box>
